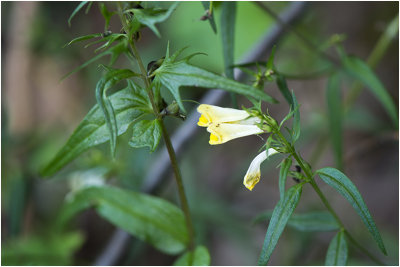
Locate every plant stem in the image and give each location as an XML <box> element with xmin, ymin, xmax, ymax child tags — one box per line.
<box><xmin>117</xmin><ymin>3</ymin><xmax>195</xmax><ymax>252</ymax></box>
<box><xmin>159</xmin><ymin>119</ymin><xmax>195</xmax><ymax>251</ymax></box>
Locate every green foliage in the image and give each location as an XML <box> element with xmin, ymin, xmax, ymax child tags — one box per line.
<box><xmin>129</xmin><ymin>119</ymin><xmax>162</xmax><ymax>152</ymax></box>
<box><xmin>276</xmin><ymin>74</ymin><xmax>293</xmax><ymax>106</ymax></box>
<box><xmin>64</xmin><ymin>33</ymin><xmax>102</xmax><ymax>47</ymax></box>
<box><xmin>316</xmin><ymin>167</ymin><xmax>387</xmax><ymax>255</ymax></box>
<box><xmin>258</xmin><ymin>183</ymin><xmax>303</xmax><ymax>265</ymax></box>
<box><xmin>41</xmin><ymin>81</ymin><xmax>152</xmax><ymax>176</ymax></box>
<box><xmin>291</xmin><ymin>91</ymin><xmax>300</xmax><ymax>143</ymax></box>
<box><xmin>254</xmin><ymin>211</ymin><xmax>340</xmax><ymax>232</ymax></box>
<box><xmin>62</xmin><ymin>41</ymin><xmax>128</xmax><ymax>80</ymax></box>
<box><xmin>278</xmin><ymin>157</ymin><xmax>292</xmax><ymax>199</ymax></box>
<box><xmin>95</xmin><ymin>68</ymin><xmax>139</xmax><ymax>157</ymax></box>
<box><xmin>326</xmin><ymin>73</ymin><xmax>343</xmax><ymax>170</ymax></box>
<box><xmin>325</xmin><ymin>230</ymin><xmax>348</xmax><ymax>266</ymax></box>
<box><xmin>340</xmin><ymin>53</ymin><xmax>398</xmax><ymax>127</ymax></box>
<box><xmin>65</xmin><ymin>186</ymin><xmax>189</xmax><ymax>255</ymax></box>
<box><xmin>173</xmin><ymin>245</ymin><xmax>211</xmax><ymax>266</ymax></box>
<box><xmin>99</xmin><ymin>3</ymin><xmax>115</xmax><ymax>30</ymax></box>
<box><xmin>68</xmin><ymin>1</ymin><xmax>88</xmax><ymax>26</ymax></box>
<box><xmin>154</xmin><ymin>48</ymin><xmax>278</xmax><ymax>112</ymax></box>
<box><xmin>201</xmin><ymin>2</ymin><xmax>217</xmax><ymax>34</ymax></box>
<box><xmin>125</xmin><ymin>2</ymin><xmax>179</xmax><ymax>38</ymax></box>
<box><xmin>2</xmin><ymin>231</ymin><xmax>84</xmax><ymax>265</ymax></box>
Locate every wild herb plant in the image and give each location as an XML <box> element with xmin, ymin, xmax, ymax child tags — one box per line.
<box><xmin>41</xmin><ymin>2</ymin><xmax>397</xmax><ymax>265</ymax></box>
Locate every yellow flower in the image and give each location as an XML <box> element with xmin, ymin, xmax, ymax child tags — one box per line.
<box><xmin>197</xmin><ymin>104</ymin><xmax>259</xmax><ymax>127</ymax></box>
<box><xmin>197</xmin><ymin>104</ymin><xmax>263</xmax><ymax>145</ymax></box>
<box><xmin>243</xmin><ymin>148</ymin><xmax>279</xmax><ymax>191</ymax></box>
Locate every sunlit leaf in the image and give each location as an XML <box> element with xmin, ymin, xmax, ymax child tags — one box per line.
<box><xmin>325</xmin><ymin>230</ymin><xmax>348</xmax><ymax>266</ymax></box>
<box><xmin>125</xmin><ymin>2</ymin><xmax>179</xmax><ymax>38</ymax></box>
<box><xmin>317</xmin><ymin>167</ymin><xmax>387</xmax><ymax>255</ymax></box>
<box><xmin>326</xmin><ymin>73</ymin><xmax>343</xmax><ymax>170</ymax></box>
<box><xmin>65</xmin><ymin>186</ymin><xmax>189</xmax><ymax>255</ymax></box>
<box><xmin>154</xmin><ymin>54</ymin><xmax>278</xmax><ymax>113</ymax></box>
<box><xmin>258</xmin><ymin>184</ymin><xmax>303</xmax><ymax>265</ymax></box>
<box><xmin>129</xmin><ymin>119</ymin><xmax>162</xmax><ymax>152</ymax></box>
<box><xmin>68</xmin><ymin>1</ymin><xmax>88</xmax><ymax>26</ymax></box>
<box><xmin>279</xmin><ymin>157</ymin><xmax>292</xmax><ymax>199</ymax></box>
<box><xmin>41</xmin><ymin>81</ymin><xmax>152</xmax><ymax>177</ymax></box>
<box><xmin>254</xmin><ymin>211</ymin><xmax>339</xmax><ymax>232</ymax></box>
<box><xmin>173</xmin><ymin>245</ymin><xmax>211</xmax><ymax>266</ymax></box>
<box><xmin>340</xmin><ymin>54</ymin><xmax>398</xmax><ymax>127</ymax></box>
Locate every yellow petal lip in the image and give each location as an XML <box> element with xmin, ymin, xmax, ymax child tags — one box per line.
<box><xmin>243</xmin><ymin>172</ymin><xmax>261</xmax><ymax>191</ymax></box>
<box><xmin>197</xmin><ymin>114</ymin><xmax>210</xmax><ymax>127</ymax></box>
<box><xmin>209</xmin><ymin>133</ymin><xmax>220</xmax><ymax>145</ymax></box>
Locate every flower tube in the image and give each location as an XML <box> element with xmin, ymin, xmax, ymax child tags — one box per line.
<box><xmin>243</xmin><ymin>148</ymin><xmax>279</xmax><ymax>191</ymax></box>
<box><xmin>197</xmin><ymin>104</ymin><xmax>259</xmax><ymax>127</ymax></box>
<box><xmin>206</xmin><ymin>123</ymin><xmax>263</xmax><ymax>145</ymax></box>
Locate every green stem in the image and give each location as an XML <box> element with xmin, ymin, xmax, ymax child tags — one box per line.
<box><xmin>159</xmin><ymin>119</ymin><xmax>195</xmax><ymax>251</ymax></box>
<box><xmin>117</xmin><ymin>3</ymin><xmax>195</xmax><ymax>252</ymax></box>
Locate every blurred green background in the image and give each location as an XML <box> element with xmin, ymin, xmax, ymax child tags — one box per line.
<box><xmin>1</xmin><ymin>1</ymin><xmax>398</xmax><ymax>265</ymax></box>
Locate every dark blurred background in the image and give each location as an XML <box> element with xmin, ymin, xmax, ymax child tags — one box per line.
<box><xmin>1</xmin><ymin>1</ymin><xmax>398</xmax><ymax>265</ymax></box>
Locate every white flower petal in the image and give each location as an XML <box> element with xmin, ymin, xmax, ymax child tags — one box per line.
<box><xmin>243</xmin><ymin>148</ymin><xmax>279</xmax><ymax>191</ymax></box>
<box><xmin>206</xmin><ymin>123</ymin><xmax>263</xmax><ymax>145</ymax></box>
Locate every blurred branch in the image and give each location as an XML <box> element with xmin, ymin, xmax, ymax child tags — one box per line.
<box><xmin>93</xmin><ymin>2</ymin><xmax>308</xmax><ymax>265</ymax></box>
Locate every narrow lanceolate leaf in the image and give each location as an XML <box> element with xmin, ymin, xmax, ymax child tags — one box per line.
<box><xmin>220</xmin><ymin>1</ymin><xmax>237</xmax><ymax>106</ymax></box>
<box><xmin>317</xmin><ymin>167</ymin><xmax>387</xmax><ymax>255</ymax></box>
<box><xmin>65</xmin><ymin>186</ymin><xmax>188</xmax><ymax>255</ymax></box>
<box><xmin>173</xmin><ymin>245</ymin><xmax>211</xmax><ymax>266</ymax></box>
<box><xmin>258</xmin><ymin>184</ymin><xmax>303</xmax><ymax>265</ymax></box>
<box><xmin>325</xmin><ymin>230</ymin><xmax>348</xmax><ymax>266</ymax></box>
<box><xmin>276</xmin><ymin>74</ymin><xmax>293</xmax><ymax>106</ymax></box>
<box><xmin>68</xmin><ymin>1</ymin><xmax>88</xmax><ymax>26</ymax></box>
<box><xmin>254</xmin><ymin>211</ymin><xmax>339</xmax><ymax>232</ymax></box>
<box><xmin>154</xmin><ymin>58</ymin><xmax>278</xmax><ymax>112</ymax></box>
<box><xmin>341</xmin><ymin>55</ymin><xmax>398</xmax><ymax>127</ymax></box>
<box><xmin>61</xmin><ymin>41</ymin><xmax>128</xmax><ymax>80</ymax></box>
<box><xmin>64</xmin><ymin>33</ymin><xmax>102</xmax><ymax>47</ymax></box>
<box><xmin>125</xmin><ymin>2</ymin><xmax>179</xmax><ymax>38</ymax></box>
<box><xmin>129</xmin><ymin>119</ymin><xmax>161</xmax><ymax>152</ymax></box>
<box><xmin>41</xmin><ymin>81</ymin><xmax>152</xmax><ymax>177</ymax></box>
<box><xmin>279</xmin><ymin>157</ymin><xmax>292</xmax><ymax>199</ymax></box>
<box><xmin>291</xmin><ymin>90</ymin><xmax>300</xmax><ymax>143</ymax></box>
<box><xmin>95</xmin><ymin>69</ymin><xmax>139</xmax><ymax>158</ymax></box>
<box><xmin>201</xmin><ymin>2</ymin><xmax>217</xmax><ymax>34</ymax></box>
<box><xmin>326</xmin><ymin>73</ymin><xmax>343</xmax><ymax>170</ymax></box>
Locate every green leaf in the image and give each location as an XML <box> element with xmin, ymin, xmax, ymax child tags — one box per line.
<box><xmin>61</xmin><ymin>41</ymin><xmax>128</xmax><ymax>80</ymax></box>
<box><xmin>279</xmin><ymin>157</ymin><xmax>292</xmax><ymax>199</ymax></box>
<box><xmin>291</xmin><ymin>90</ymin><xmax>300</xmax><ymax>142</ymax></box>
<box><xmin>64</xmin><ymin>33</ymin><xmax>102</xmax><ymax>47</ymax></box>
<box><xmin>326</xmin><ymin>73</ymin><xmax>343</xmax><ymax>170</ymax></box>
<box><xmin>316</xmin><ymin>167</ymin><xmax>387</xmax><ymax>255</ymax></box>
<box><xmin>68</xmin><ymin>1</ymin><xmax>88</xmax><ymax>26</ymax></box>
<box><xmin>129</xmin><ymin>119</ymin><xmax>161</xmax><ymax>152</ymax></box>
<box><xmin>95</xmin><ymin>69</ymin><xmax>139</xmax><ymax>158</ymax></box>
<box><xmin>220</xmin><ymin>1</ymin><xmax>237</xmax><ymax>106</ymax></box>
<box><xmin>258</xmin><ymin>183</ymin><xmax>303</xmax><ymax>265</ymax></box>
<box><xmin>154</xmin><ymin>57</ymin><xmax>278</xmax><ymax>112</ymax></box>
<box><xmin>325</xmin><ymin>230</ymin><xmax>348</xmax><ymax>266</ymax></box>
<box><xmin>276</xmin><ymin>74</ymin><xmax>293</xmax><ymax>106</ymax></box>
<box><xmin>340</xmin><ymin>55</ymin><xmax>398</xmax><ymax>127</ymax></box>
<box><xmin>41</xmin><ymin>81</ymin><xmax>152</xmax><ymax>177</ymax></box>
<box><xmin>2</xmin><ymin>231</ymin><xmax>84</xmax><ymax>265</ymax></box>
<box><xmin>173</xmin><ymin>245</ymin><xmax>211</xmax><ymax>266</ymax></box>
<box><xmin>99</xmin><ymin>3</ymin><xmax>115</xmax><ymax>30</ymax></box>
<box><xmin>266</xmin><ymin>46</ymin><xmax>276</xmax><ymax>70</ymax></box>
<box><xmin>254</xmin><ymin>211</ymin><xmax>339</xmax><ymax>232</ymax></box>
<box><xmin>66</xmin><ymin>186</ymin><xmax>188</xmax><ymax>255</ymax></box>
<box><xmin>201</xmin><ymin>2</ymin><xmax>217</xmax><ymax>34</ymax></box>
<box><xmin>126</xmin><ymin>2</ymin><xmax>179</xmax><ymax>38</ymax></box>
